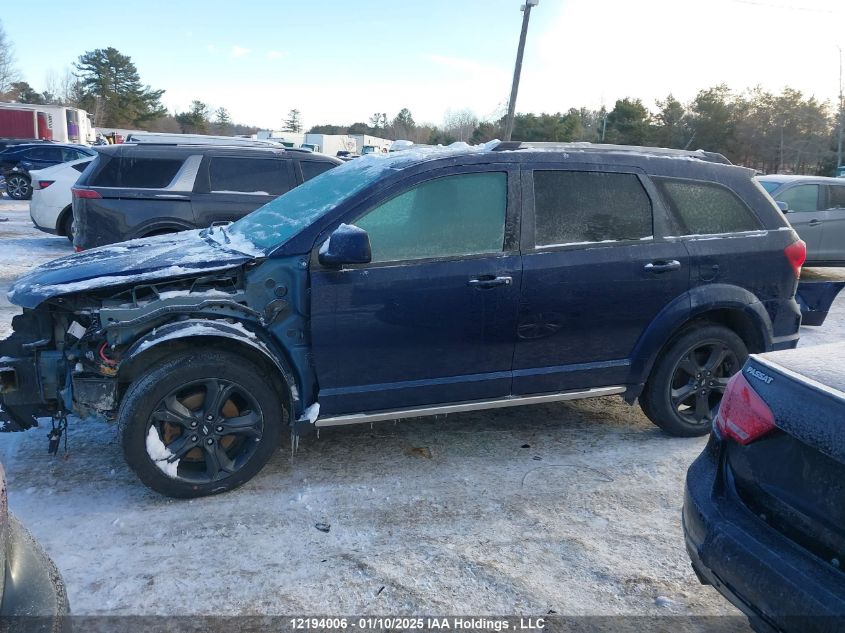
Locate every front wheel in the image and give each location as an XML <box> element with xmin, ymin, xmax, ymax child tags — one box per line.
<box><xmin>118</xmin><ymin>350</ymin><xmax>286</xmax><ymax>498</ymax></box>
<box><xmin>6</xmin><ymin>174</ymin><xmax>31</xmax><ymax>200</ymax></box>
<box><xmin>640</xmin><ymin>324</ymin><xmax>747</xmax><ymax>437</ymax></box>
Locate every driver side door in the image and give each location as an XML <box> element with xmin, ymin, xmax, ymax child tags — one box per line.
<box><xmin>309</xmin><ymin>166</ymin><xmax>522</xmax><ymax>416</ymax></box>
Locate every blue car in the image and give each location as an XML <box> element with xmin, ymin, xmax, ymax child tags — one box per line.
<box><xmin>0</xmin><ymin>142</ymin><xmax>96</xmax><ymax>200</ymax></box>
<box><xmin>0</xmin><ymin>142</ymin><xmax>818</xmax><ymax>497</ymax></box>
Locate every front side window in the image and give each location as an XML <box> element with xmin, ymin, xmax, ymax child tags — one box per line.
<box><xmin>354</xmin><ymin>172</ymin><xmax>507</xmax><ymax>263</ymax></box>
<box><xmin>777</xmin><ymin>184</ymin><xmax>819</xmax><ymax>213</ymax></box>
<box><xmin>208</xmin><ymin>157</ymin><xmax>289</xmax><ymax>195</ymax></box>
<box><xmin>533</xmin><ymin>170</ymin><xmax>652</xmax><ymax>247</ymax></box>
<box><xmin>655</xmin><ymin>178</ymin><xmax>762</xmax><ymax>234</ymax></box>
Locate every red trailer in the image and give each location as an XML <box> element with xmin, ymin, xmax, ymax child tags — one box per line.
<box><xmin>0</xmin><ymin>108</ymin><xmax>53</xmax><ymax>140</ymax></box>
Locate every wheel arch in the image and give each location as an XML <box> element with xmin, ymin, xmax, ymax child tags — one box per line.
<box><xmin>117</xmin><ymin>320</ymin><xmax>300</xmax><ymax>421</ymax></box>
<box><xmin>626</xmin><ymin>284</ymin><xmax>773</xmax><ymax>401</ymax></box>
<box><xmin>56</xmin><ymin>204</ymin><xmax>73</xmax><ymax>236</ymax></box>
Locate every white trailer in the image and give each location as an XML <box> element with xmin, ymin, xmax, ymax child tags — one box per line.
<box><xmin>350</xmin><ymin>134</ymin><xmax>392</xmax><ymax>155</ymax></box>
<box><xmin>303</xmin><ymin>133</ymin><xmax>356</xmax><ymax>156</ymax></box>
<box><xmin>0</xmin><ymin>102</ymin><xmax>95</xmax><ymax>144</ymax></box>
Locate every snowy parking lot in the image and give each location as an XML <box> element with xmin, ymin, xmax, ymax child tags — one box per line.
<box><xmin>0</xmin><ymin>197</ymin><xmax>843</xmax><ymax>619</ymax></box>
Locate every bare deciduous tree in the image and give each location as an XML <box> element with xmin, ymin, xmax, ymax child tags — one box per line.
<box><xmin>443</xmin><ymin>108</ymin><xmax>479</xmax><ymax>142</ymax></box>
<box><xmin>0</xmin><ymin>20</ymin><xmax>20</xmax><ymax>96</ymax></box>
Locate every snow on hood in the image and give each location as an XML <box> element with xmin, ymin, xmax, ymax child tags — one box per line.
<box><xmin>8</xmin><ymin>229</ymin><xmax>260</xmax><ymax>309</ymax></box>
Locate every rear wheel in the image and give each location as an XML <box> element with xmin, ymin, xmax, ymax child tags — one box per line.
<box><xmin>640</xmin><ymin>324</ymin><xmax>747</xmax><ymax>437</ymax></box>
<box><xmin>6</xmin><ymin>174</ymin><xmax>31</xmax><ymax>200</ymax></box>
<box><xmin>62</xmin><ymin>211</ymin><xmax>74</xmax><ymax>242</ymax></box>
<box><xmin>118</xmin><ymin>350</ymin><xmax>286</xmax><ymax>498</ymax></box>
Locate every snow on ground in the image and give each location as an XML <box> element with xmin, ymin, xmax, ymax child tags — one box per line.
<box><xmin>0</xmin><ymin>197</ymin><xmax>842</xmax><ymax>622</ymax></box>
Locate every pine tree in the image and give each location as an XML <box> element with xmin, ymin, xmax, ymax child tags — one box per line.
<box><xmin>74</xmin><ymin>47</ymin><xmax>165</xmax><ymax>127</ymax></box>
<box><xmin>283</xmin><ymin>109</ymin><xmax>302</xmax><ymax>132</ymax></box>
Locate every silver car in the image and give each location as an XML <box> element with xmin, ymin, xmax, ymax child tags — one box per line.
<box><xmin>756</xmin><ymin>175</ymin><xmax>845</xmax><ymax>265</ymax></box>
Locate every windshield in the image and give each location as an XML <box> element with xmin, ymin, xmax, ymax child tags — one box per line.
<box><xmin>756</xmin><ymin>179</ymin><xmax>781</xmax><ymax>194</ymax></box>
<box><xmin>227</xmin><ymin>155</ymin><xmax>395</xmax><ymax>251</ymax></box>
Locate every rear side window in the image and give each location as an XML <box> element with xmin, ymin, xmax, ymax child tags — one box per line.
<box><xmin>533</xmin><ymin>171</ymin><xmax>652</xmax><ymax>246</ymax></box>
<box><xmin>777</xmin><ymin>184</ymin><xmax>819</xmax><ymax>213</ymax></box>
<box><xmin>208</xmin><ymin>157</ymin><xmax>289</xmax><ymax>195</ymax></box>
<box><xmin>300</xmin><ymin>160</ymin><xmax>335</xmax><ymax>182</ymax></box>
<box><xmin>655</xmin><ymin>178</ymin><xmax>762</xmax><ymax>235</ymax></box>
<box><xmin>26</xmin><ymin>146</ymin><xmax>63</xmax><ymax>161</ymax></box>
<box><xmin>91</xmin><ymin>156</ymin><xmax>184</xmax><ymax>188</ymax></box>
<box><xmin>72</xmin><ymin>161</ymin><xmax>91</xmax><ymax>173</ymax></box>
<box><xmin>828</xmin><ymin>185</ymin><xmax>845</xmax><ymax>210</ymax></box>
<box><xmin>355</xmin><ymin>172</ymin><xmax>507</xmax><ymax>263</ymax></box>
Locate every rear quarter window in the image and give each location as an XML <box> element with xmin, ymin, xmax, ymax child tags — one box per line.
<box><xmin>654</xmin><ymin>177</ymin><xmax>762</xmax><ymax>235</ymax></box>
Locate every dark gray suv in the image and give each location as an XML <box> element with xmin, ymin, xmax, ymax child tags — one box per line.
<box><xmin>72</xmin><ymin>144</ymin><xmax>342</xmax><ymax>250</ymax></box>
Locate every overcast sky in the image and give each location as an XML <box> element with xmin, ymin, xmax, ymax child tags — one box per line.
<box><xmin>4</xmin><ymin>0</ymin><xmax>844</xmax><ymax>129</ymax></box>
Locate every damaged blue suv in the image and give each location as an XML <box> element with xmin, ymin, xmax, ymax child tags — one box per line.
<box><xmin>0</xmin><ymin>141</ymin><xmax>811</xmax><ymax>497</ymax></box>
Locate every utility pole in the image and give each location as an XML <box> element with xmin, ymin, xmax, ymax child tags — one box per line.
<box><xmin>503</xmin><ymin>0</ymin><xmax>539</xmax><ymax>141</ymax></box>
<box><xmin>837</xmin><ymin>46</ymin><xmax>843</xmax><ymax>174</ymax></box>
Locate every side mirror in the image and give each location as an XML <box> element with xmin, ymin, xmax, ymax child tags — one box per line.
<box><xmin>318</xmin><ymin>223</ymin><xmax>372</xmax><ymax>267</ymax></box>
<box><xmin>776</xmin><ymin>200</ymin><xmax>789</xmax><ymax>213</ymax></box>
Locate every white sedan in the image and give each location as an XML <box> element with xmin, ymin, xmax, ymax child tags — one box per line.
<box><xmin>29</xmin><ymin>157</ymin><xmax>93</xmax><ymax>241</ymax></box>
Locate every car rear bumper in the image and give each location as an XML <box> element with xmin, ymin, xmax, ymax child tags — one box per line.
<box><xmin>684</xmin><ymin>439</ymin><xmax>845</xmax><ymax>632</ymax></box>
<box><xmin>1</xmin><ymin>515</ymin><xmax>69</xmax><ymax>624</ymax></box>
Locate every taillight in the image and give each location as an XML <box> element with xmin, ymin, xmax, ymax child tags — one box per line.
<box><xmin>36</xmin><ymin>180</ymin><xmax>55</xmax><ymax>190</ymax></box>
<box><xmin>72</xmin><ymin>187</ymin><xmax>101</xmax><ymax>199</ymax></box>
<box><xmin>715</xmin><ymin>371</ymin><xmax>776</xmax><ymax>444</ymax></box>
<box><xmin>784</xmin><ymin>239</ymin><xmax>806</xmax><ymax>279</ymax></box>
<box><xmin>74</xmin><ymin>246</ymin><xmax>83</xmax><ymax>252</ymax></box>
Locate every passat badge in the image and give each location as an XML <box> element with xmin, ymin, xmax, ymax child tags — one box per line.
<box><xmin>746</xmin><ymin>366</ymin><xmax>774</xmax><ymax>384</ymax></box>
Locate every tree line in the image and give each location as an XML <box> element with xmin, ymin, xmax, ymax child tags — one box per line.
<box><xmin>1</xmin><ymin>20</ymin><xmax>841</xmax><ymax>174</ymax></box>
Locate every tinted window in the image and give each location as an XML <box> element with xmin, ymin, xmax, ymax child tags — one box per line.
<box><xmin>655</xmin><ymin>178</ymin><xmax>762</xmax><ymax>234</ymax></box>
<box><xmin>26</xmin><ymin>146</ymin><xmax>63</xmax><ymax>161</ymax></box>
<box><xmin>208</xmin><ymin>157</ymin><xmax>289</xmax><ymax>195</ymax></box>
<box><xmin>777</xmin><ymin>184</ymin><xmax>819</xmax><ymax>213</ymax></box>
<box><xmin>91</xmin><ymin>157</ymin><xmax>183</xmax><ymax>188</ymax></box>
<box><xmin>533</xmin><ymin>171</ymin><xmax>652</xmax><ymax>246</ymax></box>
<box><xmin>828</xmin><ymin>185</ymin><xmax>845</xmax><ymax>209</ymax></box>
<box><xmin>72</xmin><ymin>161</ymin><xmax>91</xmax><ymax>173</ymax></box>
<box><xmin>300</xmin><ymin>160</ymin><xmax>335</xmax><ymax>182</ymax></box>
<box><xmin>61</xmin><ymin>148</ymin><xmax>87</xmax><ymax>162</ymax></box>
<box><xmin>355</xmin><ymin>172</ymin><xmax>507</xmax><ymax>263</ymax></box>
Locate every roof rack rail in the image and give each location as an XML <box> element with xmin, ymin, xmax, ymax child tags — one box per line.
<box><xmin>492</xmin><ymin>141</ymin><xmax>731</xmax><ymax>165</ymax></box>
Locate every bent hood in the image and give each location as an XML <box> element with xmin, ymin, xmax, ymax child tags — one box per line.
<box><xmin>9</xmin><ymin>230</ymin><xmax>262</xmax><ymax>309</ymax></box>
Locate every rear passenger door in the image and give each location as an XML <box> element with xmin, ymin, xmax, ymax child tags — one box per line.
<box><xmin>776</xmin><ymin>183</ymin><xmax>823</xmax><ymax>257</ymax></box>
<box><xmin>514</xmin><ymin>165</ymin><xmax>691</xmax><ymax>395</ymax></box>
<box><xmin>191</xmin><ymin>156</ymin><xmax>296</xmax><ymax>226</ymax></box>
<box><xmin>653</xmin><ymin>176</ymin><xmax>780</xmax><ymax>304</ymax></box>
<box><xmin>297</xmin><ymin>159</ymin><xmax>336</xmax><ymax>182</ymax></box>
<box><xmin>818</xmin><ymin>183</ymin><xmax>845</xmax><ymax>263</ymax></box>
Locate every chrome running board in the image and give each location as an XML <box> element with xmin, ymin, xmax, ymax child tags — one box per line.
<box><xmin>315</xmin><ymin>386</ymin><xmax>626</xmax><ymax>427</ymax></box>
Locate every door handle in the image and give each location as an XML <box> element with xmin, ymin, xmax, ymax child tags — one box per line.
<box><xmin>467</xmin><ymin>275</ymin><xmax>512</xmax><ymax>289</ymax></box>
<box><xmin>644</xmin><ymin>260</ymin><xmax>681</xmax><ymax>273</ymax></box>
<box><xmin>808</xmin><ymin>219</ymin><xmax>822</xmax><ymax>226</ymax></box>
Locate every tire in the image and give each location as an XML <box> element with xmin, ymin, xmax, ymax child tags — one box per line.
<box><xmin>6</xmin><ymin>174</ymin><xmax>31</xmax><ymax>200</ymax></box>
<box><xmin>640</xmin><ymin>324</ymin><xmax>747</xmax><ymax>437</ymax></box>
<box><xmin>118</xmin><ymin>350</ymin><xmax>286</xmax><ymax>498</ymax></box>
<box><xmin>62</xmin><ymin>212</ymin><xmax>74</xmax><ymax>242</ymax></box>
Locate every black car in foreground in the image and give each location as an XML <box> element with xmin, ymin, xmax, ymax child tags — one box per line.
<box><xmin>0</xmin><ymin>143</ymin><xmax>95</xmax><ymax>200</ymax></box>
<box><xmin>685</xmin><ymin>341</ymin><xmax>845</xmax><ymax>632</ymax></box>
<box><xmin>72</xmin><ymin>143</ymin><xmax>342</xmax><ymax>250</ymax></box>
